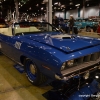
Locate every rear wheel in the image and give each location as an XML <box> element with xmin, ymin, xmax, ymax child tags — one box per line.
<box><xmin>25</xmin><ymin>59</ymin><xmax>47</xmax><ymax>85</ymax></box>
<box><xmin>86</xmin><ymin>26</ymin><xmax>91</xmax><ymax>32</ymax></box>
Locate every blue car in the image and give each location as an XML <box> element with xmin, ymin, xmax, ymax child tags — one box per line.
<box><xmin>0</xmin><ymin>22</ymin><xmax>100</xmax><ymax>89</ymax></box>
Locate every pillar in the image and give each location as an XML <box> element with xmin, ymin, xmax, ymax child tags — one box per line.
<box><xmin>48</xmin><ymin>0</ymin><xmax>52</xmax><ymax>24</ymax></box>
<box><xmin>14</xmin><ymin>0</ymin><xmax>19</xmax><ymax>22</ymax></box>
<box><xmin>83</xmin><ymin>0</ymin><xmax>85</xmax><ymax>18</ymax></box>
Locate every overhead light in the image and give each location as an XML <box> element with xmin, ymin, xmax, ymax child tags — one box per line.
<box><xmin>87</xmin><ymin>4</ymin><xmax>89</xmax><ymax>6</ymax></box>
<box><xmin>61</xmin><ymin>5</ymin><xmax>65</xmax><ymax>8</ymax></box>
<box><xmin>54</xmin><ymin>2</ymin><xmax>58</xmax><ymax>5</ymax></box>
<box><xmin>54</xmin><ymin>7</ymin><xmax>56</xmax><ymax>9</ymax></box>
<box><xmin>43</xmin><ymin>0</ymin><xmax>48</xmax><ymax>3</ymax></box>
<box><xmin>95</xmin><ymin>75</ymin><xmax>99</xmax><ymax>79</ymax></box>
<box><xmin>36</xmin><ymin>4</ymin><xmax>39</xmax><ymax>6</ymax></box>
<box><xmin>75</xmin><ymin>4</ymin><xmax>80</xmax><ymax>6</ymax></box>
<box><xmin>69</xmin><ymin>2</ymin><xmax>73</xmax><ymax>5</ymax></box>
<box><xmin>41</xmin><ymin>7</ymin><xmax>43</xmax><ymax>10</ymax></box>
<box><xmin>19</xmin><ymin>2</ymin><xmax>20</xmax><ymax>5</ymax></box>
<box><xmin>58</xmin><ymin>2</ymin><xmax>61</xmax><ymax>6</ymax></box>
<box><xmin>29</xmin><ymin>7</ymin><xmax>31</xmax><ymax>10</ymax></box>
<box><xmin>70</xmin><ymin>8</ymin><xmax>72</xmax><ymax>9</ymax></box>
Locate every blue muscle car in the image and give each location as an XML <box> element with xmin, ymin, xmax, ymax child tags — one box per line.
<box><xmin>0</xmin><ymin>21</ymin><xmax>100</xmax><ymax>90</ymax></box>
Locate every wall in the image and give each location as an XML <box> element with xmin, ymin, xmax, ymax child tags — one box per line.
<box><xmin>80</xmin><ymin>6</ymin><xmax>99</xmax><ymax>18</ymax></box>
<box><xmin>55</xmin><ymin>12</ymin><xmax>65</xmax><ymax>19</ymax></box>
<box><xmin>66</xmin><ymin>9</ymin><xmax>78</xmax><ymax>19</ymax></box>
<box><xmin>54</xmin><ymin>5</ymin><xmax>99</xmax><ymax>19</ymax></box>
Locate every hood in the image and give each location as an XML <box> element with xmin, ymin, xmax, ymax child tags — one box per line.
<box><xmin>23</xmin><ymin>32</ymin><xmax>100</xmax><ymax>53</ymax></box>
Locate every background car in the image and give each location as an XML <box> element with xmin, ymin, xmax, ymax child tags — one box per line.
<box><xmin>74</xmin><ymin>18</ymin><xmax>98</xmax><ymax>32</ymax></box>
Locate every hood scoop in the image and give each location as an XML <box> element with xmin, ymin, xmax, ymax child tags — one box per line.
<box><xmin>51</xmin><ymin>34</ymin><xmax>71</xmax><ymax>39</ymax></box>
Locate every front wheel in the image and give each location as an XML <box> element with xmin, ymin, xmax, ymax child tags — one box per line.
<box><xmin>25</xmin><ymin>59</ymin><xmax>47</xmax><ymax>86</ymax></box>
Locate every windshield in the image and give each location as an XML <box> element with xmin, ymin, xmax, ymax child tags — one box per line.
<box><xmin>14</xmin><ymin>22</ymin><xmax>60</xmax><ymax>36</ymax></box>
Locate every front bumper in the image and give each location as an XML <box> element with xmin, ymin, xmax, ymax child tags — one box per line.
<box><xmin>60</xmin><ymin>58</ymin><xmax>100</xmax><ymax>80</ymax></box>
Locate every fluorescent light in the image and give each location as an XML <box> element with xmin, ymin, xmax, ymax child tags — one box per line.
<box><xmin>75</xmin><ymin>4</ymin><xmax>80</xmax><ymax>6</ymax></box>
<box><xmin>54</xmin><ymin>2</ymin><xmax>58</xmax><ymax>5</ymax></box>
<box><xmin>87</xmin><ymin>4</ymin><xmax>89</xmax><ymax>6</ymax></box>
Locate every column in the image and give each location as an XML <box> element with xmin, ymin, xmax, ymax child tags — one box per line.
<box><xmin>7</xmin><ymin>9</ymin><xmax>10</xmax><ymax>20</ymax></box>
<box><xmin>48</xmin><ymin>0</ymin><xmax>52</xmax><ymax>24</ymax></box>
<box><xmin>14</xmin><ymin>0</ymin><xmax>19</xmax><ymax>22</ymax></box>
<box><xmin>46</xmin><ymin>3</ymin><xmax>48</xmax><ymax>22</ymax></box>
<box><xmin>78</xmin><ymin>8</ymin><xmax>80</xmax><ymax>17</ymax></box>
<box><xmin>64</xmin><ymin>10</ymin><xmax>66</xmax><ymax>19</ymax></box>
<box><xmin>99</xmin><ymin>3</ymin><xmax>100</xmax><ymax>17</ymax></box>
<box><xmin>83</xmin><ymin>0</ymin><xmax>85</xmax><ymax>18</ymax></box>
<box><xmin>9</xmin><ymin>8</ymin><xmax>12</xmax><ymax>20</ymax></box>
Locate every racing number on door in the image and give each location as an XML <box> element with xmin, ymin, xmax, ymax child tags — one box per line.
<box><xmin>14</xmin><ymin>41</ymin><xmax>22</xmax><ymax>49</ymax></box>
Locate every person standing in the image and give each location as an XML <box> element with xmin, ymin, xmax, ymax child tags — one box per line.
<box><xmin>68</xmin><ymin>15</ymin><xmax>75</xmax><ymax>34</ymax></box>
<box><xmin>53</xmin><ymin>16</ymin><xmax>59</xmax><ymax>28</ymax></box>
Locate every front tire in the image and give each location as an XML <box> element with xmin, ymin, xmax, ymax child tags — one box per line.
<box><xmin>25</xmin><ymin>59</ymin><xmax>47</xmax><ymax>86</ymax></box>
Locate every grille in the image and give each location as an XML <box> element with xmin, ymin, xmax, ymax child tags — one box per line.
<box><xmin>62</xmin><ymin>52</ymin><xmax>100</xmax><ymax>77</ymax></box>
<box><xmin>75</xmin><ymin>52</ymin><xmax>100</xmax><ymax>64</ymax></box>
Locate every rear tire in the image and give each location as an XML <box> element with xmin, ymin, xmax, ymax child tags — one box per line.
<box><xmin>24</xmin><ymin>59</ymin><xmax>47</xmax><ymax>86</ymax></box>
<box><xmin>86</xmin><ymin>26</ymin><xmax>91</xmax><ymax>32</ymax></box>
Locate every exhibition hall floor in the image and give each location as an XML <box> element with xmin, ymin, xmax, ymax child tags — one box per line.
<box><xmin>0</xmin><ymin>55</ymin><xmax>52</xmax><ymax>100</ymax></box>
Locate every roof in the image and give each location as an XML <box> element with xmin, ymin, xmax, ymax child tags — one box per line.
<box><xmin>0</xmin><ymin>0</ymin><xmax>100</xmax><ymax>18</ymax></box>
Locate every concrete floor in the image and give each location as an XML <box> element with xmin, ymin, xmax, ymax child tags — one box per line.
<box><xmin>0</xmin><ymin>55</ymin><xmax>52</xmax><ymax>100</ymax></box>
<box><xmin>0</xmin><ymin>32</ymin><xmax>99</xmax><ymax>100</ymax></box>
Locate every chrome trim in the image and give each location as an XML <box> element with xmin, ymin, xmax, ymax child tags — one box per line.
<box><xmin>61</xmin><ymin>66</ymin><xmax>99</xmax><ymax>81</ymax></box>
<box><xmin>61</xmin><ymin>57</ymin><xmax>100</xmax><ymax>76</ymax></box>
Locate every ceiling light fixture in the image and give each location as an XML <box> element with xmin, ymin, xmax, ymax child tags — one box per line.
<box><xmin>41</xmin><ymin>7</ymin><xmax>43</xmax><ymax>10</ymax></box>
<box><xmin>69</xmin><ymin>2</ymin><xmax>73</xmax><ymax>5</ymax></box>
<box><xmin>36</xmin><ymin>4</ymin><xmax>39</xmax><ymax>7</ymax></box>
<box><xmin>87</xmin><ymin>4</ymin><xmax>89</xmax><ymax>6</ymax></box>
<box><xmin>54</xmin><ymin>2</ymin><xmax>58</xmax><ymax>5</ymax></box>
<box><xmin>75</xmin><ymin>4</ymin><xmax>80</xmax><ymax>6</ymax></box>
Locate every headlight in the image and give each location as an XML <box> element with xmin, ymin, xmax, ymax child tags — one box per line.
<box><xmin>67</xmin><ymin>60</ymin><xmax>74</xmax><ymax>67</ymax></box>
<box><xmin>61</xmin><ymin>60</ymin><xmax>74</xmax><ymax>71</ymax></box>
<box><xmin>61</xmin><ymin>62</ymin><xmax>66</xmax><ymax>71</ymax></box>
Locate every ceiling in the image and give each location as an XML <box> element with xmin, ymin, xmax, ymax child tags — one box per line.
<box><xmin>0</xmin><ymin>0</ymin><xmax>100</xmax><ymax>17</ymax></box>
